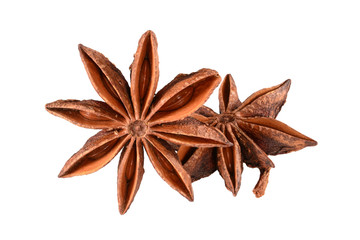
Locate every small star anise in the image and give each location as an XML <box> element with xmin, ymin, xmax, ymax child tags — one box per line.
<box><xmin>179</xmin><ymin>74</ymin><xmax>317</xmax><ymax>197</ymax></box>
<box><xmin>45</xmin><ymin>31</ymin><xmax>231</xmax><ymax>214</ymax></box>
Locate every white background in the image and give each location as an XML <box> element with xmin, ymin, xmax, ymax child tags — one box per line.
<box><xmin>1</xmin><ymin>1</ymin><xmax>359</xmax><ymax>239</ymax></box>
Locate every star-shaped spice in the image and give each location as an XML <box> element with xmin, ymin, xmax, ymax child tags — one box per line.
<box><xmin>179</xmin><ymin>74</ymin><xmax>317</xmax><ymax>197</ymax></box>
<box><xmin>45</xmin><ymin>31</ymin><xmax>231</xmax><ymax>214</ymax></box>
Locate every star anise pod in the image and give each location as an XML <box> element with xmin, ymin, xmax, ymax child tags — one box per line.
<box><xmin>179</xmin><ymin>74</ymin><xmax>317</xmax><ymax>197</ymax></box>
<box><xmin>45</xmin><ymin>31</ymin><xmax>231</xmax><ymax>214</ymax></box>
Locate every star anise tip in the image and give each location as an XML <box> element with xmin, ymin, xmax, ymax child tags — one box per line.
<box><xmin>78</xmin><ymin>44</ymin><xmax>95</xmax><ymax>58</ymax></box>
<box><xmin>180</xmin><ymin>179</ymin><xmax>194</xmax><ymax>202</ymax></box>
<box><xmin>45</xmin><ymin>101</ymin><xmax>60</xmax><ymax>115</ymax></box>
<box><xmin>118</xmin><ymin>207</ymin><xmax>128</xmax><ymax>215</ymax></box>
<box><xmin>298</xmin><ymin>133</ymin><xmax>318</xmax><ymax>148</ymax></box>
<box><xmin>224</xmin><ymin>184</ymin><xmax>239</xmax><ymax>197</ymax></box>
<box><xmin>139</xmin><ymin>30</ymin><xmax>158</xmax><ymax>46</ymax></box>
<box><xmin>183</xmin><ymin>183</ymin><xmax>194</xmax><ymax>202</ymax></box>
<box><xmin>144</xmin><ymin>29</ymin><xmax>155</xmax><ymax>35</ymax></box>
<box><xmin>58</xmin><ymin>165</ymin><xmax>75</xmax><ymax>178</ymax></box>
<box><xmin>118</xmin><ymin>197</ymin><xmax>134</xmax><ymax>215</ymax></box>
<box><xmin>309</xmin><ymin>139</ymin><xmax>318</xmax><ymax>146</ymax></box>
<box><xmin>224</xmin><ymin>73</ymin><xmax>233</xmax><ymax>79</ymax></box>
<box><xmin>45</xmin><ymin>99</ymin><xmax>64</xmax><ymax>110</ymax></box>
<box><xmin>186</xmin><ymin>193</ymin><xmax>194</xmax><ymax>202</ymax></box>
<box><xmin>253</xmin><ymin>189</ymin><xmax>265</xmax><ymax>198</ymax></box>
<box><xmin>78</xmin><ymin>43</ymin><xmax>87</xmax><ymax>53</ymax></box>
<box><xmin>58</xmin><ymin>170</ymin><xmax>67</xmax><ymax>178</ymax></box>
<box><xmin>44</xmin><ymin>102</ymin><xmax>52</xmax><ymax>110</ymax></box>
<box><xmin>283</xmin><ymin>79</ymin><xmax>291</xmax><ymax>87</ymax></box>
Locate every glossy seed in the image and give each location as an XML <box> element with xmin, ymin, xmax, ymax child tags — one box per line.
<box><xmin>159</xmin><ymin>86</ymin><xmax>194</xmax><ymax>112</ymax></box>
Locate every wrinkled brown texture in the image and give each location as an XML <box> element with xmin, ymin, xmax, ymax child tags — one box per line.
<box><xmin>46</xmin><ymin>31</ymin><xmax>232</xmax><ymax>215</ymax></box>
<box><xmin>180</xmin><ymin>74</ymin><xmax>317</xmax><ymax>197</ymax></box>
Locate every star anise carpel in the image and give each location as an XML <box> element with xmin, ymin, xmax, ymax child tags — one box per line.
<box><xmin>179</xmin><ymin>74</ymin><xmax>317</xmax><ymax>197</ymax></box>
<box><xmin>45</xmin><ymin>30</ymin><xmax>232</xmax><ymax>214</ymax></box>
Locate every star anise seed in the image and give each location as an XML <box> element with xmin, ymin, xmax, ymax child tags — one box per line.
<box><xmin>46</xmin><ymin>31</ymin><xmax>232</xmax><ymax>214</ymax></box>
<box><xmin>179</xmin><ymin>74</ymin><xmax>317</xmax><ymax>197</ymax></box>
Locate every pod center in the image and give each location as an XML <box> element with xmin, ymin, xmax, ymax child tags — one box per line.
<box><xmin>128</xmin><ymin>120</ymin><xmax>148</xmax><ymax>137</ymax></box>
<box><xmin>218</xmin><ymin>113</ymin><xmax>235</xmax><ymax>123</ymax></box>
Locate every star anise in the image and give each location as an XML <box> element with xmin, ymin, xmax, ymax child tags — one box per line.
<box><xmin>179</xmin><ymin>74</ymin><xmax>317</xmax><ymax>197</ymax></box>
<box><xmin>45</xmin><ymin>31</ymin><xmax>231</xmax><ymax>214</ymax></box>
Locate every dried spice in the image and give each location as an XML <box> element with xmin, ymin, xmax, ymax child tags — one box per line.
<box><xmin>179</xmin><ymin>74</ymin><xmax>317</xmax><ymax>197</ymax></box>
<box><xmin>46</xmin><ymin>31</ymin><xmax>232</xmax><ymax>214</ymax></box>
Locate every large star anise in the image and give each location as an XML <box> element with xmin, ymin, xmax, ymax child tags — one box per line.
<box><xmin>45</xmin><ymin>31</ymin><xmax>231</xmax><ymax>214</ymax></box>
<box><xmin>179</xmin><ymin>74</ymin><xmax>317</xmax><ymax>197</ymax></box>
